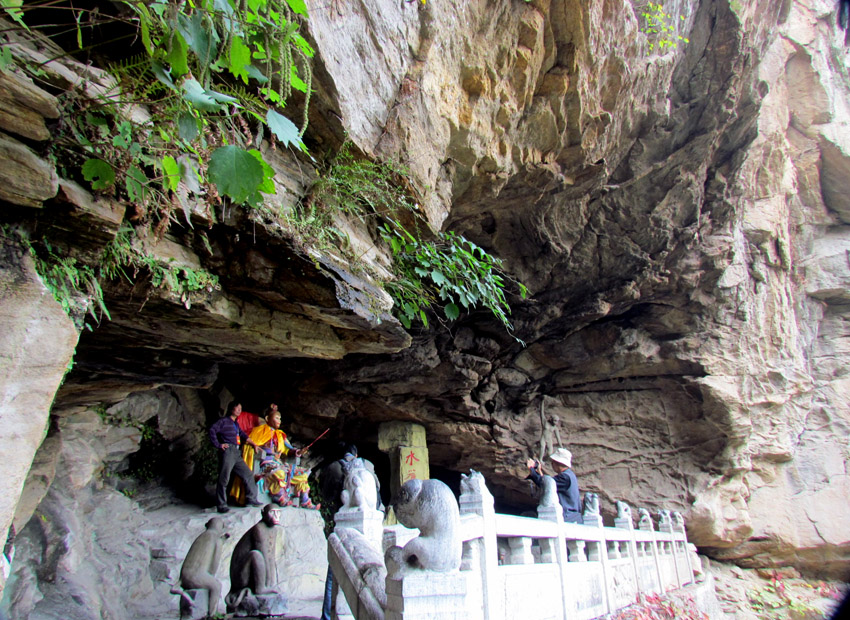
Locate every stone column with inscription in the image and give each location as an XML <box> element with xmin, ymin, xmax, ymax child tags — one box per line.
<box><xmin>377</xmin><ymin>422</ymin><xmax>430</xmax><ymax>502</ymax></box>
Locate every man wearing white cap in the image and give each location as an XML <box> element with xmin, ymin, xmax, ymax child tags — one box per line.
<box><xmin>526</xmin><ymin>447</ymin><xmax>583</xmax><ymax>524</ymax></box>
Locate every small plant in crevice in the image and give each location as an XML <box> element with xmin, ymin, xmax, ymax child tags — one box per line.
<box><xmin>290</xmin><ymin>142</ymin><xmax>422</xmax><ymax>257</ymax></box>
<box><xmin>125</xmin><ymin>417</ymin><xmax>166</xmax><ymax>483</ymax></box>
<box><xmin>640</xmin><ymin>2</ymin><xmax>689</xmax><ymax>53</ymax></box>
<box><xmin>25</xmin><ymin>238</ymin><xmax>110</xmax><ymax>330</ymax></box>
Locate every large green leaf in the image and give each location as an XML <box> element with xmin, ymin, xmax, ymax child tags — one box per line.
<box><xmin>266</xmin><ymin>109</ymin><xmax>305</xmax><ymax>152</ymax></box>
<box><xmin>207</xmin><ymin>146</ymin><xmax>264</xmax><ymax>204</ymax></box>
<box><xmin>290</xmin><ymin>64</ymin><xmax>307</xmax><ymax>93</ymax></box>
<box><xmin>166</xmin><ymin>31</ymin><xmax>189</xmax><ymax>77</ymax></box>
<box><xmin>161</xmin><ymin>155</ymin><xmax>180</xmax><ymax>192</ymax></box>
<box><xmin>125</xmin><ymin>165</ymin><xmax>149</xmax><ymax>203</ymax></box>
<box><xmin>285</xmin><ymin>0</ymin><xmax>308</xmax><ymax>16</ymax></box>
<box><xmin>292</xmin><ymin>33</ymin><xmax>314</xmax><ymax>58</ymax></box>
<box><xmin>151</xmin><ymin>60</ymin><xmax>177</xmax><ymax>91</ymax></box>
<box><xmin>177</xmin><ymin>11</ymin><xmax>219</xmax><ymax>66</ymax></box>
<box><xmin>181</xmin><ymin>78</ymin><xmax>225</xmax><ymax>112</ymax></box>
<box><xmin>228</xmin><ymin>36</ymin><xmax>251</xmax><ymax>84</ymax></box>
<box><xmin>2</xmin><ymin>0</ymin><xmax>30</xmax><ymax>31</ymax></box>
<box><xmin>82</xmin><ymin>158</ymin><xmax>115</xmax><ymax>190</ymax></box>
<box><xmin>246</xmin><ymin>149</ymin><xmax>276</xmax><ymax>207</ymax></box>
<box><xmin>177</xmin><ymin>112</ymin><xmax>200</xmax><ymax>143</ymax></box>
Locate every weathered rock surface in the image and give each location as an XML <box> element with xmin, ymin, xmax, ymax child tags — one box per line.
<box><xmin>2</xmin><ymin>0</ymin><xmax>850</xmax><ymax>614</ymax></box>
<box><xmin>0</xmin><ymin>239</ymin><xmax>79</xmax><ymax>595</ymax></box>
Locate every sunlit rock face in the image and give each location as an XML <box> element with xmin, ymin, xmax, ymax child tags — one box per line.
<box><xmin>299</xmin><ymin>0</ymin><xmax>850</xmax><ymax>576</ymax></box>
<box><xmin>2</xmin><ymin>0</ymin><xmax>850</xmax><ymax>615</ymax></box>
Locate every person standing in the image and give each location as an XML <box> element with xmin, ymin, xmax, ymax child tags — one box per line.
<box><xmin>209</xmin><ymin>401</ymin><xmax>263</xmax><ymax>513</ymax></box>
<box><xmin>526</xmin><ymin>447</ymin><xmax>583</xmax><ymax>524</ymax></box>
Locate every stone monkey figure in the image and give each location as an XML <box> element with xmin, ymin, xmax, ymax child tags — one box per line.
<box><xmin>226</xmin><ymin>504</ymin><xmax>281</xmax><ymax>609</ymax></box>
<box><xmin>385</xmin><ymin>478</ymin><xmax>461</xmax><ymax>577</ymax></box>
<box><xmin>637</xmin><ymin>508</ymin><xmax>653</xmax><ymax>530</ymax></box>
<box><xmin>173</xmin><ymin>517</ymin><xmax>228</xmax><ymax>617</ymax></box>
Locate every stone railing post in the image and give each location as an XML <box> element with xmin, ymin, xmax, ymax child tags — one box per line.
<box><xmin>331</xmin><ymin>489</ymin><xmax>386</xmax><ymax>620</ymax></box>
<box><xmin>638</xmin><ymin>509</ymin><xmax>664</xmax><ymax>595</ymax></box>
<box><xmin>536</xmin><ymin>477</ymin><xmax>570</xmax><ymax>618</ymax></box>
<box><xmin>458</xmin><ymin>471</ymin><xmax>499</xmax><ymax>620</ymax></box>
<box><xmin>671</xmin><ymin>511</ymin><xmax>693</xmax><ymax>586</ymax></box>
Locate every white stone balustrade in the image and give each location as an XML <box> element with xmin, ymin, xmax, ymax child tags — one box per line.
<box><xmin>329</xmin><ymin>472</ymin><xmax>697</xmax><ymax>620</ymax></box>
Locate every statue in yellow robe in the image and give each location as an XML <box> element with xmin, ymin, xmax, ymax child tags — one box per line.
<box><xmin>230</xmin><ymin>405</ymin><xmax>315</xmax><ymax>508</ymax></box>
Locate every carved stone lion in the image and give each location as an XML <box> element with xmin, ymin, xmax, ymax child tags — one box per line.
<box><xmin>339</xmin><ymin>459</ymin><xmax>379</xmax><ymax>513</ymax></box>
<box><xmin>616</xmin><ymin>501</ymin><xmax>632</xmax><ymax>521</ymax></box>
<box><xmin>658</xmin><ymin>509</ymin><xmax>672</xmax><ymax>528</ymax></box>
<box><xmin>672</xmin><ymin>511</ymin><xmax>685</xmax><ymax>528</ymax></box>
<box><xmin>385</xmin><ymin>479</ymin><xmax>461</xmax><ymax>577</ymax></box>
<box><xmin>637</xmin><ymin>508</ymin><xmax>652</xmax><ymax>530</ymax></box>
<box><xmin>582</xmin><ymin>492</ymin><xmax>600</xmax><ymax>517</ymax></box>
<box><xmin>459</xmin><ymin>469</ymin><xmax>487</xmax><ymax>498</ymax></box>
<box><xmin>538</xmin><ymin>475</ymin><xmax>559</xmax><ymax>509</ymax></box>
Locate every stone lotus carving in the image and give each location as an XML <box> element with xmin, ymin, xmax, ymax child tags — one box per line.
<box><xmin>384</xmin><ymin>479</ymin><xmax>461</xmax><ymax>578</ymax></box>
<box><xmin>582</xmin><ymin>492</ymin><xmax>600</xmax><ymax>517</ymax></box>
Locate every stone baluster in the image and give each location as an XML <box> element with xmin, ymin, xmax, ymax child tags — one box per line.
<box><xmin>507</xmin><ymin>537</ymin><xmax>534</xmax><ymax>564</ymax></box>
<box><xmin>534</xmin><ymin>475</ymin><xmax>570</xmax><ymax>619</ymax></box>
<box><xmin>567</xmin><ymin>539</ymin><xmax>587</xmax><ymax>562</ymax></box>
<box><xmin>538</xmin><ymin>537</ymin><xmax>558</xmax><ymax>563</ymax></box>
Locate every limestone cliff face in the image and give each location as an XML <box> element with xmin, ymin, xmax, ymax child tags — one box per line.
<box><xmin>298</xmin><ymin>0</ymin><xmax>850</xmax><ymax>575</ymax></box>
<box><xmin>1</xmin><ymin>0</ymin><xmax>849</xmax><ymax>616</ymax></box>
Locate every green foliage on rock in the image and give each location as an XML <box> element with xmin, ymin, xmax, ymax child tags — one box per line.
<box><xmin>2</xmin><ymin>0</ymin><xmax>312</xmax><ymax>328</ymax></box>
<box><xmin>379</xmin><ymin>224</ymin><xmax>527</xmax><ymax>338</ymax></box>
<box><xmin>305</xmin><ymin>145</ymin><xmax>527</xmax><ymax>340</ymax></box>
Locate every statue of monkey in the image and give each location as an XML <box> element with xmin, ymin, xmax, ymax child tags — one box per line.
<box><xmin>226</xmin><ymin>504</ymin><xmax>281</xmax><ymax>610</ymax></box>
<box><xmin>172</xmin><ymin>517</ymin><xmax>227</xmax><ymax>617</ymax></box>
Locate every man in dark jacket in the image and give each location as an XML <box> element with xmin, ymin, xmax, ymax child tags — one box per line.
<box><xmin>209</xmin><ymin>401</ymin><xmax>263</xmax><ymax>513</ymax></box>
<box><xmin>526</xmin><ymin>447</ymin><xmax>583</xmax><ymax>524</ymax></box>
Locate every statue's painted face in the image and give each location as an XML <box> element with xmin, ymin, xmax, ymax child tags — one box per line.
<box><xmin>268</xmin><ymin>508</ymin><xmax>281</xmax><ymax>525</ymax></box>
<box><xmin>267</xmin><ymin>412</ymin><xmax>281</xmax><ymax>430</ymax></box>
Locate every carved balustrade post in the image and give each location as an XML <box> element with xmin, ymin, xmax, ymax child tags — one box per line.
<box><xmin>458</xmin><ymin>471</ymin><xmax>499</xmax><ymax>620</ymax></box>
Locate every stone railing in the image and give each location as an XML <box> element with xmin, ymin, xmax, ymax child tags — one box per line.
<box><xmin>328</xmin><ymin>472</ymin><xmax>697</xmax><ymax>620</ymax></box>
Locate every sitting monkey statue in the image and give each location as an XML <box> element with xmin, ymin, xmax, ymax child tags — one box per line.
<box><xmin>172</xmin><ymin>517</ymin><xmax>227</xmax><ymax>617</ymax></box>
<box><xmin>385</xmin><ymin>479</ymin><xmax>461</xmax><ymax>578</ymax></box>
<box><xmin>225</xmin><ymin>504</ymin><xmax>281</xmax><ymax>611</ymax></box>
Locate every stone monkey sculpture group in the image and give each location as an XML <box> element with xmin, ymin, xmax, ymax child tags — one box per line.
<box><xmin>174</xmin><ymin>504</ymin><xmax>281</xmax><ymax>618</ymax></box>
